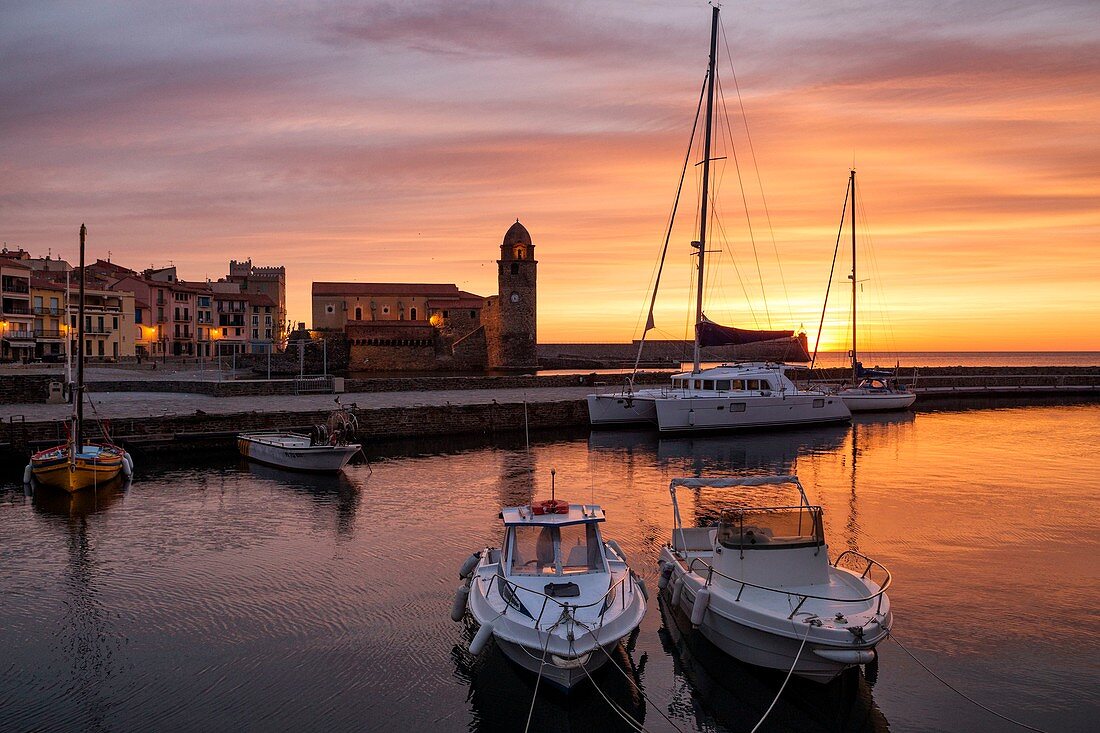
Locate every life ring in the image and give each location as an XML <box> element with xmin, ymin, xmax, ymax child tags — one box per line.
<box><xmin>532</xmin><ymin>498</ymin><xmax>570</xmax><ymax>515</ymax></box>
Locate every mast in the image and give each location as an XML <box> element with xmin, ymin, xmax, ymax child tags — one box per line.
<box><xmin>692</xmin><ymin>4</ymin><xmax>720</xmax><ymax>373</ymax></box>
<box><xmin>849</xmin><ymin>169</ymin><xmax>857</xmax><ymax>383</ymax></box>
<box><xmin>75</xmin><ymin>223</ymin><xmax>86</xmax><ymax>454</ymax></box>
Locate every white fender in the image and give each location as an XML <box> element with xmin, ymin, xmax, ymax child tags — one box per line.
<box><xmin>121</xmin><ymin>454</ymin><xmax>133</xmax><ymax>478</ymax></box>
<box><xmin>23</xmin><ymin>464</ymin><xmax>33</xmax><ymax>484</ymax></box>
<box><xmin>670</xmin><ymin>575</ymin><xmax>684</xmax><ymax>608</ymax></box>
<box><xmin>458</xmin><ymin>551</ymin><xmax>480</xmax><ymax>579</ymax></box>
<box><xmin>690</xmin><ymin>587</ymin><xmax>711</xmax><ymax>626</ymax></box>
<box><xmin>606</xmin><ymin>539</ymin><xmax>628</xmax><ymax>563</ymax></box>
<box><xmin>688</xmin><ymin>409</ymin><xmax>696</xmax><ymax>426</ymax></box>
<box><xmin>469</xmin><ymin>620</ymin><xmax>495</xmax><ymax>656</ymax></box>
<box><xmin>450</xmin><ymin>583</ymin><xmax>470</xmax><ymax>622</ymax></box>
<box><xmin>635</xmin><ymin>575</ymin><xmax>649</xmax><ymax>602</ymax></box>
<box><xmin>657</xmin><ymin>563</ymin><xmax>674</xmax><ymax>590</ymax></box>
<box><xmin>123</xmin><ymin>452</ymin><xmax>134</xmax><ymax>474</ymax></box>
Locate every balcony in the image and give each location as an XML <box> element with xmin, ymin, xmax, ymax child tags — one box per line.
<box><xmin>33</xmin><ymin>306</ymin><xmax>64</xmax><ymax>316</ymax></box>
<box><xmin>2</xmin><ymin>330</ymin><xmax>35</xmax><ymax>341</ymax></box>
<box><xmin>2</xmin><ymin>304</ymin><xmax>31</xmax><ymax>315</ymax></box>
<box><xmin>35</xmin><ymin>329</ymin><xmax>63</xmax><ymax>340</ymax></box>
<box><xmin>2</xmin><ymin>279</ymin><xmax>30</xmax><ymax>294</ymax></box>
<box><xmin>84</xmin><ymin>325</ymin><xmax>113</xmax><ymax>335</ymax></box>
<box><xmin>174</xmin><ymin>315</ymin><xmax>192</xmax><ymax>322</ymax></box>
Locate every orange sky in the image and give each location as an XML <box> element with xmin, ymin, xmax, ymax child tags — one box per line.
<box><xmin>2</xmin><ymin>1</ymin><xmax>1098</xmax><ymax>349</ymax></box>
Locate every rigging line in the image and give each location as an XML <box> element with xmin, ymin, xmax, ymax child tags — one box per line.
<box><xmin>571</xmin><ymin>634</ymin><xmax>650</xmax><ymax>733</ymax></box>
<box><xmin>715</xmin><ymin>67</ymin><xmax>771</xmax><ymax>327</ymax></box>
<box><xmin>855</xmin><ymin>183</ymin><xmax>900</xmax><ymax>359</ymax></box>
<box><xmin>889</xmin><ymin>633</ymin><xmax>1052</xmax><ymax>733</ymax></box>
<box><xmin>632</xmin><ymin>72</ymin><xmax>709</xmax><ymax>383</ymax></box>
<box><xmin>810</xmin><ymin>179</ymin><xmax>850</xmax><ymax>370</ymax></box>
<box><xmin>522</xmin><ymin>625</ymin><xmax>555</xmax><ymax>733</ymax></box>
<box><xmin>749</xmin><ymin>622</ymin><xmax>813</xmax><ymax>733</ymax></box>
<box><xmin>720</xmin><ymin>17</ymin><xmax>794</xmax><ymax>324</ymax></box>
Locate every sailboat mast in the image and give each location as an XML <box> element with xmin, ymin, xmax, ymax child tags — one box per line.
<box><xmin>849</xmin><ymin>169</ymin><xmax>857</xmax><ymax>383</ymax></box>
<box><xmin>692</xmin><ymin>5</ymin><xmax>720</xmax><ymax>373</ymax></box>
<box><xmin>75</xmin><ymin>223</ymin><xmax>86</xmax><ymax>453</ymax></box>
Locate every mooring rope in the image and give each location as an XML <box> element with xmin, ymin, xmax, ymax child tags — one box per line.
<box><xmin>522</xmin><ymin>624</ymin><xmax>556</xmax><ymax>733</ymax></box>
<box><xmin>748</xmin><ymin>621</ymin><xmax>813</xmax><ymax>733</ymax></box>
<box><xmin>573</xmin><ymin>636</ymin><xmax>649</xmax><ymax>733</ymax></box>
<box><xmin>889</xmin><ymin>633</ymin><xmax>1051</xmax><ymax>733</ymax></box>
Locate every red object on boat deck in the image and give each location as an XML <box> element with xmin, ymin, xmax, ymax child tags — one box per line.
<box><xmin>532</xmin><ymin>499</ymin><xmax>570</xmax><ymax>515</ymax></box>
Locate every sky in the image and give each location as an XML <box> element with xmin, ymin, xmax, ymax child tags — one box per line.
<box><xmin>2</xmin><ymin>0</ymin><xmax>1098</xmax><ymax>350</ymax></box>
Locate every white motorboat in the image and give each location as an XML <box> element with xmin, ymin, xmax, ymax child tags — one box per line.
<box><xmin>238</xmin><ymin>407</ymin><xmax>362</xmax><ymax>473</ymax></box>
<box><xmin>829</xmin><ymin>170</ymin><xmax>916</xmax><ymax>413</ymax></box>
<box><xmin>453</xmin><ymin>491</ymin><xmax>648</xmax><ymax>691</ymax></box>
<box><xmin>658</xmin><ymin>475</ymin><xmax>893</xmax><ymax>683</ymax></box>
<box><xmin>588</xmin><ymin>5</ymin><xmax>847</xmax><ymax>432</ymax></box>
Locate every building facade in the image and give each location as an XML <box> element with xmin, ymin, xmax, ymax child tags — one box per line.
<box><xmin>313</xmin><ymin>220</ymin><xmax>539</xmax><ymax>372</ymax></box>
<box><xmin>0</xmin><ymin>257</ymin><xmax>35</xmax><ymax>362</ymax></box>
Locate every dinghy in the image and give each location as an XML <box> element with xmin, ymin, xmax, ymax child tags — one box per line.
<box><xmin>238</xmin><ymin>406</ymin><xmax>361</xmax><ymax>473</ymax></box>
<box><xmin>658</xmin><ymin>475</ymin><xmax>892</xmax><ymax>682</ymax></box>
<box><xmin>453</xmin><ymin>488</ymin><xmax>648</xmax><ymax>690</ymax></box>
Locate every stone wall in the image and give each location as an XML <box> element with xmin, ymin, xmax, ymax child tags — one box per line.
<box><xmin>1</xmin><ymin>374</ymin><xmax>57</xmax><ymax>404</ymax></box>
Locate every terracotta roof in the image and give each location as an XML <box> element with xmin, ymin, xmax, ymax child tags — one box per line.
<box><xmin>91</xmin><ymin>259</ymin><xmax>136</xmax><ymax>276</ymax></box>
<box><xmin>312</xmin><ymin>282</ymin><xmax>461</xmax><ymax>297</ymax></box>
<box><xmin>0</xmin><ymin>257</ymin><xmax>32</xmax><ymax>270</ymax></box>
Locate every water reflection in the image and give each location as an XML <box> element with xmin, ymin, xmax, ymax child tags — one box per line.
<box><xmin>658</xmin><ymin>593</ymin><xmax>889</xmax><ymax>733</ymax></box>
<box><xmin>452</xmin><ymin>619</ymin><xmax>649</xmax><ymax>732</ymax></box>
<box><xmin>241</xmin><ymin>461</ymin><xmax>363</xmax><ymax>538</ymax></box>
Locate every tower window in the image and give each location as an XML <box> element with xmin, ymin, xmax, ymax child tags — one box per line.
<box><xmin>513</xmin><ymin>245</ymin><xmax>526</xmax><ymax>260</ymax></box>
<box><xmin>355</xmin><ymin>307</ymin><xmax>362</xmax><ymax>320</ymax></box>
<box><xmin>510</xmin><ymin>263</ymin><xmax>518</xmax><ymax>275</ymax></box>
<box><xmin>410</xmin><ymin>307</ymin><xmax>417</xmax><ymax>320</ymax></box>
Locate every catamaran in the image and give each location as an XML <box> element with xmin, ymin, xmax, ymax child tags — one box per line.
<box><xmin>587</xmin><ymin>5</ymin><xmax>850</xmax><ymax>432</ymax></box>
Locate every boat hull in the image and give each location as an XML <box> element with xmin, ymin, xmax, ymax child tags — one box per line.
<box><xmin>839</xmin><ymin>391</ymin><xmax>916</xmax><ymax>412</ymax></box>
<box><xmin>653</xmin><ymin>393</ymin><xmax>851</xmax><ymax>433</ymax></box>
<box><xmin>586</xmin><ymin>394</ymin><xmax>658</xmax><ymax>426</ymax></box>
<box><xmin>30</xmin><ymin>444</ymin><xmax>125</xmax><ymax>493</ymax></box>
<box><xmin>493</xmin><ymin>637</ymin><xmax>615</xmax><ymax>691</ymax></box>
<box><xmin>238</xmin><ymin>435</ymin><xmax>360</xmax><ymax>473</ymax></box>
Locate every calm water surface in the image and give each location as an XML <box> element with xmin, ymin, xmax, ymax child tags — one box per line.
<box><xmin>2</xmin><ymin>403</ymin><xmax>1098</xmax><ymax>732</ymax></box>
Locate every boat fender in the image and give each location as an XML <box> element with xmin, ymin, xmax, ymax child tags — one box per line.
<box><xmin>450</xmin><ymin>583</ymin><xmax>470</xmax><ymax>622</ymax></box>
<box><xmin>469</xmin><ymin>620</ymin><xmax>495</xmax><ymax>656</ymax></box>
<box><xmin>124</xmin><ymin>452</ymin><xmax>134</xmax><ymax>472</ymax></box>
<box><xmin>864</xmin><ymin>649</ymin><xmax>879</xmax><ymax>685</ymax></box>
<box><xmin>634</xmin><ymin>573</ymin><xmax>649</xmax><ymax>602</ymax></box>
<box><xmin>690</xmin><ymin>587</ymin><xmax>711</xmax><ymax>627</ymax></box>
<box><xmin>121</xmin><ymin>455</ymin><xmax>133</xmax><ymax>478</ymax></box>
<box><xmin>688</xmin><ymin>409</ymin><xmax>695</xmax><ymax>426</ymax></box>
<box><xmin>458</xmin><ymin>551</ymin><xmax>481</xmax><ymax>579</ymax></box>
<box><xmin>670</xmin><ymin>576</ymin><xmax>684</xmax><ymax>608</ymax></box>
<box><xmin>606</xmin><ymin>539</ymin><xmax>628</xmax><ymax>563</ymax></box>
<box><xmin>23</xmin><ymin>464</ymin><xmax>32</xmax><ymax>484</ymax></box>
<box><xmin>657</xmin><ymin>563</ymin><xmax>674</xmax><ymax>590</ymax></box>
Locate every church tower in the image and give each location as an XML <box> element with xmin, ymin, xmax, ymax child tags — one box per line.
<box><xmin>489</xmin><ymin>220</ymin><xmax>538</xmax><ymax>370</ymax></box>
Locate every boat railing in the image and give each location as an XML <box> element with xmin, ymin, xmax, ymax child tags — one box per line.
<box><xmin>486</xmin><ymin>569</ymin><xmax>638</xmax><ymax>629</ymax></box>
<box><xmin>682</xmin><ymin>550</ymin><xmax>891</xmax><ymax>618</ymax></box>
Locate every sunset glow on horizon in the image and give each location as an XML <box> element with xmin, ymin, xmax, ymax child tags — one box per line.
<box><xmin>2</xmin><ymin>1</ymin><xmax>1098</xmax><ymax>349</ymax></box>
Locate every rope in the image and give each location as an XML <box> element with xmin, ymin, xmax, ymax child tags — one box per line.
<box><xmin>889</xmin><ymin>633</ymin><xmax>1051</xmax><ymax>733</ymax></box>
<box><xmin>748</xmin><ymin>621</ymin><xmax>812</xmax><ymax>733</ymax></box>
<box><xmin>522</xmin><ymin>624</ymin><xmax>556</xmax><ymax>733</ymax></box>
<box><xmin>572</xmin><ymin>635</ymin><xmax>650</xmax><ymax>733</ymax></box>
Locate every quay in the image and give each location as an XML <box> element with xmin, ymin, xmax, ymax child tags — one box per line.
<box><xmin>2</xmin><ymin>367</ymin><xmax>1098</xmax><ymax>470</ymax></box>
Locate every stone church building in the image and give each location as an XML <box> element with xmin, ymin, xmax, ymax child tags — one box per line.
<box><xmin>311</xmin><ymin>221</ymin><xmax>538</xmax><ymax>372</ymax></box>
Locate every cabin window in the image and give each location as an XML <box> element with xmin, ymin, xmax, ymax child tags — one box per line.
<box><xmin>716</xmin><ymin>380</ymin><xmax>730</xmax><ymax>391</ymax></box>
<box><xmin>747</xmin><ymin>379</ymin><xmax>760</xmax><ymax>390</ymax></box>
<box><xmin>717</xmin><ymin>506</ymin><xmax>824</xmax><ymax>550</ymax></box>
<box><xmin>509</xmin><ymin>524</ymin><xmax>603</xmax><ymax>576</ymax></box>
<box><xmin>761</xmin><ymin>380</ymin><xmax>772</xmax><ymax>391</ymax></box>
<box><xmin>702</xmin><ymin>380</ymin><xmax>714</xmax><ymax>390</ymax></box>
<box><xmin>693</xmin><ymin>380</ymin><xmax>702</xmax><ymax>390</ymax></box>
<box><xmin>730</xmin><ymin>402</ymin><xmax>747</xmax><ymax>412</ymax></box>
<box><xmin>813</xmin><ymin>398</ymin><xmax>825</xmax><ymax>408</ymax></box>
<box><xmin>731</xmin><ymin>380</ymin><xmax>744</xmax><ymax>390</ymax></box>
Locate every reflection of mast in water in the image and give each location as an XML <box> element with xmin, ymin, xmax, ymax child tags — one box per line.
<box><xmin>32</xmin><ymin>479</ymin><xmax>128</xmax><ymax>725</ymax></box>
<box><xmin>846</xmin><ymin>424</ymin><xmax>861</xmax><ymax>554</ymax></box>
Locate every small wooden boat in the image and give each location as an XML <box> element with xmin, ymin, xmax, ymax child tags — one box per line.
<box><xmin>238</xmin><ymin>407</ymin><xmax>362</xmax><ymax>473</ymax></box>
<box><xmin>237</xmin><ymin>432</ymin><xmax>361</xmax><ymax>473</ymax></box>
<box><xmin>28</xmin><ymin>224</ymin><xmax>130</xmax><ymax>492</ymax></box>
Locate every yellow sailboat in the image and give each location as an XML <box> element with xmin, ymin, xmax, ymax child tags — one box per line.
<box><xmin>29</xmin><ymin>224</ymin><xmax>130</xmax><ymax>492</ymax></box>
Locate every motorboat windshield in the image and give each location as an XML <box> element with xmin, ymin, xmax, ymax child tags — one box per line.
<box><xmin>717</xmin><ymin>505</ymin><xmax>824</xmax><ymax>550</ymax></box>
<box><xmin>508</xmin><ymin>523</ymin><xmax>606</xmax><ymax>576</ymax></box>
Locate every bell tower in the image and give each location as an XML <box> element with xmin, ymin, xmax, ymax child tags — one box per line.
<box><xmin>491</xmin><ymin>220</ymin><xmax>538</xmax><ymax>370</ymax></box>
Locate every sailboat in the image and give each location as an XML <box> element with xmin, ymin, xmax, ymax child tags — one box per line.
<box><xmin>835</xmin><ymin>171</ymin><xmax>917</xmax><ymax>412</ymax></box>
<box><xmin>29</xmin><ymin>225</ymin><xmax>131</xmax><ymax>492</ymax></box>
<box><xmin>586</xmin><ymin>5</ymin><xmax>850</xmax><ymax>432</ymax></box>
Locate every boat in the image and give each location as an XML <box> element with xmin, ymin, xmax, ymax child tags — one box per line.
<box><xmin>238</xmin><ymin>407</ymin><xmax>362</xmax><ymax>473</ymax></box>
<box><xmin>657</xmin><ymin>475</ymin><xmax>893</xmax><ymax>683</ymax></box>
<box><xmin>833</xmin><ymin>170</ymin><xmax>916</xmax><ymax>412</ymax></box>
<box><xmin>587</xmin><ymin>5</ymin><xmax>850</xmax><ymax>432</ymax></box>
<box><xmin>452</xmin><ymin>477</ymin><xmax>648</xmax><ymax>690</ymax></box>
<box><xmin>28</xmin><ymin>224</ymin><xmax>130</xmax><ymax>492</ymax></box>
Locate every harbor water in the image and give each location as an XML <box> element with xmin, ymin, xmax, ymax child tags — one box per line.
<box><xmin>1</xmin><ymin>402</ymin><xmax>1098</xmax><ymax>732</ymax></box>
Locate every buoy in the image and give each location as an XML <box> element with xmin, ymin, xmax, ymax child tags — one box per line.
<box><xmin>23</xmin><ymin>464</ymin><xmax>33</xmax><ymax>484</ymax></box>
<box><xmin>121</xmin><ymin>455</ymin><xmax>133</xmax><ymax>478</ymax></box>
<box><xmin>458</xmin><ymin>551</ymin><xmax>480</xmax><ymax>579</ymax></box>
<box><xmin>469</xmin><ymin>620</ymin><xmax>495</xmax><ymax>655</ymax></box>
<box><xmin>123</xmin><ymin>452</ymin><xmax>134</xmax><ymax>475</ymax></box>
<box><xmin>658</xmin><ymin>563</ymin><xmax>674</xmax><ymax>590</ymax></box>
<box><xmin>635</xmin><ymin>575</ymin><xmax>649</xmax><ymax>602</ymax></box>
<box><xmin>690</xmin><ymin>587</ymin><xmax>711</xmax><ymax>626</ymax></box>
<box><xmin>671</xmin><ymin>576</ymin><xmax>684</xmax><ymax>608</ymax></box>
<box><xmin>606</xmin><ymin>539</ymin><xmax>628</xmax><ymax>563</ymax></box>
<box><xmin>450</xmin><ymin>583</ymin><xmax>470</xmax><ymax>622</ymax></box>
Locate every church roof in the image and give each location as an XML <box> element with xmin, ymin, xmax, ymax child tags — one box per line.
<box><xmin>502</xmin><ymin>220</ymin><xmax>531</xmax><ymax>247</ymax></box>
<box><xmin>313</xmin><ymin>282</ymin><xmax>461</xmax><ymax>297</ymax></box>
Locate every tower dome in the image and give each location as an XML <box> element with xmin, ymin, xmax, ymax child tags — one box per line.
<box><xmin>502</xmin><ymin>220</ymin><xmax>532</xmax><ymax>247</ymax></box>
